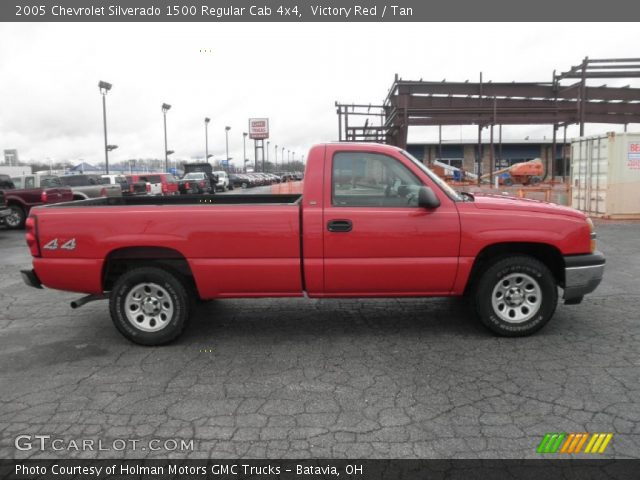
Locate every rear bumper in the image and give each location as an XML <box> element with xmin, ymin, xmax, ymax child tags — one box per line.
<box><xmin>563</xmin><ymin>251</ymin><xmax>605</xmax><ymax>302</ymax></box>
<box><xmin>21</xmin><ymin>269</ymin><xmax>43</xmax><ymax>289</ymax></box>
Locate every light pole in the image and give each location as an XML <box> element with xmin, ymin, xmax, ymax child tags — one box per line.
<box><xmin>162</xmin><ymin>103</ymin><xmax>171</xmax><ymax>172</ymax></box>
<box><xmin>204</xmin><ymin>117</ymin><xmax>210</xmax><ymax>164</ymax></box>
<box><xmin>266</xmin><ymin>141</ymin><xmax>270</xmax><ymax>172</ymax></box>
<box><xmin>225</xmin><ymin>126</ymin><xmax>231</xmax><ymax>171</ymax></box>
<box><xmin>98</xmin><ymin>81</ymin><xmax>112</xmax><ymax>174</ymax></box>
<box><xmin>243</xmin><ymin>132</ymin><xmax>248</xmax><ymax>173</ymax></box>
<box><xmin>275</xmin><ymin>144</ymin><xmax>278</xmax><ymax>170</ymax></box>
<box><xmin>281</xmin><ymin>147</ymin><xmax>285</xmax><ymax>169</ymax></box>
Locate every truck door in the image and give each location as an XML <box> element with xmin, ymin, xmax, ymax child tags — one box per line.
<box><xmin>322</xmin><ymin>149</ymin><xmax>460</xmax><ymax>295</ymax></box>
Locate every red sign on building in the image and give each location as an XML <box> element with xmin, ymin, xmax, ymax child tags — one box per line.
<box><xmin>249</xmin><ymin>118</ymin><xmax>269</xmax><ymax>140</ymax></box>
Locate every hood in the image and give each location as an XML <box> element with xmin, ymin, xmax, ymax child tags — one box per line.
<box><xmin>470</xmin><ymin>193</ymin><xmax>585</xmax><ymax>219</ymax></box>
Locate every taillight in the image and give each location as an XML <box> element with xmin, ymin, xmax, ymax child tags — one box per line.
<box><xmin>99</xmin><ymin>187</ymin><xmax>108</xmax><ymax>197</ymax></box>
<box><xmin>199</xmin><ymin>181</ymin><xmax>205</xmax><ymax>187</ymax></box>
<box><xmin>185</xmin><ymin>182</ymin><xmax>191</xmax><ymax>190</ymax></box>
<box><xmin>145</xmin><ymin>183</ymin><xmax>151</xmax><ymax>193</ymax></box>
<box><xmin>129</xmin><ymin>185</ymin><xmax>135</xmax><ymax>193</ymax></box>
<box><xmin>161</xmin><ymin>184</ymin><xmax>168</xmax><ymax>193</ymax></box>
<box><xmin>25</xmin><ymin>216</ymin><xmax>40</xmax><ymax>257</ymax></box>
<box><xmin>40</xmin><ymin>191</ymin><xmax>48</xmax><ymax>203</ymax></box>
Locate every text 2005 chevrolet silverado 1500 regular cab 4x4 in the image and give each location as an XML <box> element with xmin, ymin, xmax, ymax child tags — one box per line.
<box><xmin>21</xmin><ymin>143</ymin><xmax>605</xmax><ymax>345</ymax></box>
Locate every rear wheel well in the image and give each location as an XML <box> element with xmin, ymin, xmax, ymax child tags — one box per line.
<box><xmin>6</xmin><ymin>199</ymin><xmax>25</xmax><ymax>210</ymax></box>
<box><xmin>465</xmin><ymin>243</ymin><xmax>565</xmax><ymax>295</ymax></box>
<box><xmin>102</xmin><ymin>247</ymin><xmax>198</xmax><ymax>297</ymax></box>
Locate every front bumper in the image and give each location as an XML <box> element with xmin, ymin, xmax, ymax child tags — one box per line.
<box><xmin>563</xmin><ymin>251</ymin><xmax>605</xmax><ymax>303</ymax></box>
<box><xmin>21</xmin><ymin>269</ymin><xmax>43</xmax><ymax>289</ymax></box>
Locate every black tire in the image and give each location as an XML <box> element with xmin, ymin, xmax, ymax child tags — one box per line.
<box><xmin>5</xmin><ymin>205</ymin><xmax>26</xmax><ymax>229</ymax></box>
<box><xmin>109</xmin><ymin>267</ymin><xmax>190</xmax><ymax>345</ymax></box>
<box><xmin>502</xmin><ymin>177</ymin><xmax>513</xmax><ymax>186</ymax></box>
<box><xmin>473</xmin><ymin>255</ymin><xmax>557</xmax><ymax>337</ymax></box>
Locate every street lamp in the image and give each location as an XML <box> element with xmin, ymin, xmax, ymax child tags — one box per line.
<box><xmin>204</xmin><ymin>117</ymin><xmax>210</xmax><ymax>164</ymax></box>
<box><xmin>98</xmin><ymin>81</ymin><xmax>112</xmax><ymax>174</ymax></box>
<box><xmin>162</xmin><ymin>103</ymin><xmax>171</xmax><ymax>172</ymax></box>
<box><xmin>243</xmin><ymin>132</ymin><xmax>248</xmax><ymax>173</ymax></box>
<box><xmin>275</xmin><ymin>144</ymin><xmax>278</xmax><ymax>170</ymax></box>
<box><xmin>225</xmin><ymin>126</ymin><xmax>231</xmax><ymax>171</ymax></box>
<box><xmin>266</xmin><ymin>141</ymin><xmax>270</xmax><ymax>172</ymax></box>
<box><xmin>281</xmin><ymin>146</ymin><xmax>285</xmax><ymax>168</ymax></box>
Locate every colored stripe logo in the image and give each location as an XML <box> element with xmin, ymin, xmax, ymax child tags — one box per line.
<box><xmin>537</xmin><ymin>433</ymin><xmax>613</xmax><ymax>454</ymax></box>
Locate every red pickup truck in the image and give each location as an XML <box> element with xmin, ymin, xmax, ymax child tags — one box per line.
<box><xmin>21</xmin><ymin>143</ymin><xmax>604</xmax><ymax>345</ymax></box>
<box><xmin>1</xmin><ymin>174</ymin><xmax>73</xmax><ymax>229</ymax></box>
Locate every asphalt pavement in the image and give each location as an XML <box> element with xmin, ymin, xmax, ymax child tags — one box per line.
<box><xmin>0</xmin><ymin>219</ymin><xmax>638</xmax><ymax>459</ymax></box>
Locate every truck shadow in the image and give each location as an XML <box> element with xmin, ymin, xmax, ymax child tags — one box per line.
<box><xmin>182</xmin><ymin>297</ymin><xmax>487</xmax><ymax>344</ymax></box>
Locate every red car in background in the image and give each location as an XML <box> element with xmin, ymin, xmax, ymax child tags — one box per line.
<box><xmin>126</xmin><ymin>173</ymin><xmax>179</xmax><ymax>195</ymax></box>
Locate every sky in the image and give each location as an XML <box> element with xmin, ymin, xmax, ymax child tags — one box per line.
<box><xmin>1</xmin><ymin>22</ymin><xmax>639</xmax><ymax>169</ymax></box>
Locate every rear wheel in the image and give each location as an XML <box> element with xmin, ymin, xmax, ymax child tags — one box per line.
<box><xmin>109</xmin><ymin>267</ymin><xmax>190</xmax><ymax>345</ymax></box>
<box><xmin>4</xmin><ymin>205</ymin><xmax>26</xmax><ymax>229</ymax></box>
<box><xmin>473</xmin><ymin>255</ymin><xmax>557</xmax><ymax>336</ymax></box>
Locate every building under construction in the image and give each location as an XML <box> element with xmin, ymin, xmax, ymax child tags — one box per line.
<box><xmin>336</xmin><ymin>57</ymin><xmax>640</xmax><ymax>182</ymax></box>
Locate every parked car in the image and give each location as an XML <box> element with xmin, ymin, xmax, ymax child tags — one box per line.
<box><xmin>21</xmin><ymin>142</ymin><xmax>604</xmax><ymax>345</ymax></box>
<box><xmin>58</xmin><ymin>174</ymin><xmax>122</xmax><ymax>200</ymax></box>
<box><xmin>182</xmin><ymin>163</ymin><xmax>219</xmax><ymax>192</ymax></box>
<box><xmin>212</xmin><ymin>171</ymin><xmax>230</xmax><ymax>191</ymax></box>
<box><xmin>0</xmin><ymin>189</ymin><xmax>11</xmax><ymax>224</ymax></box>
<box><xmin>229</xmin><ymin>173</ymin><xmax>251</xmax><ymax>189</ymax></box>
<box><xmin>101</xmin><ymin>174</ymin><xmax>147</xmax><ymax>196</ymax></box>
<box><xmin>179</xmin><ymin>172</ymin><xmax>212</xmax><ymax>194</ymax></box>
<box><xmin>126</xmin><ymin>173</ymin><xmax>179</xmax><ymax>196</ymax></box>
<box><xmin>1</xmin><ymin>173</ymin><xmax>73</xmax><ymax>229</ymax></box>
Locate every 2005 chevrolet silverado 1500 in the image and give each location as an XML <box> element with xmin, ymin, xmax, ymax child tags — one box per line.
<box><xmin>21</xmin><ymin>143</ymin><xmax>605</xmax><ymax>345</ymax></box>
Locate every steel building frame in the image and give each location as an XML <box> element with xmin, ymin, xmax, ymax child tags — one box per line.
<box><xmin>336</xmin><ymin>57</ymin><xmax>640</xmax><ymax>183</ymax></box>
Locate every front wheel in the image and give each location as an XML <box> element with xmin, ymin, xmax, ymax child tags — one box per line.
<box><xmin>473</xmin><ymin>256</ymin><xmax>557</xmax><ymax>336</ymax></box>
<box><xmin>109</xmin><ymin>267</ymin><xmax>191</xmax><ymax>345</ymax></box>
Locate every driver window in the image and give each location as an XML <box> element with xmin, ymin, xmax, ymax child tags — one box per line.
<box><xmin>24</xmin><ymin>176</ymin><xmax>35</xmax><ymax>188</ymax></box>
<box><xmin>332</xmin><ymin>152</ymin><xmax>423</xmax><ymax>207</ymax></box>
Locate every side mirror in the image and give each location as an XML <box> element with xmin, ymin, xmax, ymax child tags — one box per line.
<box><xmin>418</xmin><ymin>186</ymin><xmax>441</xmax><ymax>209</ymax></box>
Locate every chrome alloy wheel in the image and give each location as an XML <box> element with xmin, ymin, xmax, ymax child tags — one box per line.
<box><xmin>491</xmin><ymin>273</ymin><xmax>542</xmax><ymax>324</ymax></box>
<box><xmin>4</xmin><ymin>209</ymin><xmax>22</xmax><ymax>228</ymax></box>
<box><xmin>124</xmin><ymin>283</ymin><xmax>174</xmax><ymax>332</ymax></box>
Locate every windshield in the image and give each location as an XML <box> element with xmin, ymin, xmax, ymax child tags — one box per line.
<box><xmin>183</xmin><ymin>173</ymin><xmax>204</xmax><ymax>180</ymax></box>
<box><xmin>400</xmin><ymin>150</ymin><xmax>462</xmax><ymax>201</ymax></box>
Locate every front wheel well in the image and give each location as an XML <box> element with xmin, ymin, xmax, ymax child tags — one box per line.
<box><xmin>102</xmin><ymin>247</ymin><xmax>198</xmax><ymax>297</ymax></box>
<box><xmin>465</xmin><ymin>242</ymin><xmax>565</xmax><ymax>295</ymax></box>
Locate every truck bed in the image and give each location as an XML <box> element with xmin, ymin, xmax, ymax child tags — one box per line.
<box><xmin>31</xmin><ymin>194</ymin><xmax>304</xmax><ymax>299</ymax></box>
<box><xmin>45</xmin><ymin>193</ymin><xmax>302</xmax><ymax>208</ymax></box>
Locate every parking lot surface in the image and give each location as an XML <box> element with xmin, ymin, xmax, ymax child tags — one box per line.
<box><xmin>0</xmin><ymin>220</ymin><xmax>639</xmax><ymax>459</ymax></box>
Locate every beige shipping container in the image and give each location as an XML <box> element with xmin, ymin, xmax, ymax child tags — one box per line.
<box><xmin>571</xmin><ymin>132</ymin><xmax>640</xmax><ymax>219</ymax></box>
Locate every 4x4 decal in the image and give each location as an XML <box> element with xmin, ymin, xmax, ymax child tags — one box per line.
<box><xmin>42</xmin><ymin>238</ymin><xmax>76</xmax><ymax>251</ymax></box>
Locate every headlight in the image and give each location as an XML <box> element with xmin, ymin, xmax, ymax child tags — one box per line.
<box><xmin>586</xmin><ymin>217</ymin><xmax>596</xmax><ymax>253</ymax></box>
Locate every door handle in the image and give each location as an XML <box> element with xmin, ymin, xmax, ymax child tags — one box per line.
<box><xmin>327</xmin><ymin>219</ymin><xmax>352</xmax><ymax>232</ymax></box>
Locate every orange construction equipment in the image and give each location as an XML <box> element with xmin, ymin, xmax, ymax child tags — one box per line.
<box><xmin>481</xmin><ymin>159</ymin><xmax>544</xmax><ymax>186</ymax></box>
